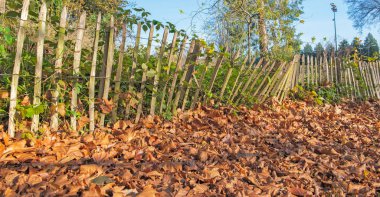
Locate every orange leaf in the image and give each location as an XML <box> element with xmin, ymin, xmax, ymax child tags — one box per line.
<box><xmin>99</xmin><ymin>98</ymin><xmax>113</xmax><ymax>114</ymax></box>
<box><xmin>288</xmin><ymin>187</ymin><xmax>312</xmax><ymax>196</ymax></box>
<box><xmin>21</xmin><ymin>96</ymin><xmax>30</xmax><ymax>106</ymax></box>
<box><xmin>80</xmin><ymin>164</ymin><xmax>103</xmax><ymax>175</ymax></box>
<box><xmin>57</xmin><ymin>103</ymin><xmax>66</xmax><ymax>116</ymax></box>
<box><xmin>137</xmin><ymin>185</ymin><xmax>157</xmax><ymax>197</ymax></box>
<box><xmin>78</xmin><ymin>116</ymin><xmax>90</xmax><ymax>131</ymax></box>
<box><xmin>0</xmin><ymin>90</ymin><xmax>9</xmax><ymax>99</ymax></box>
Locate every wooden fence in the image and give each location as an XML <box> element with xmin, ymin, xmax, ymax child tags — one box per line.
<box><xmin>297</xmin><ymin>55</ymin><xmax>380</xmax><ymax>101</ymax></box>
<box><xmin>1</xmin><ymin>1</ymin><xmax>379</xmax><ymax>137</ymax></box>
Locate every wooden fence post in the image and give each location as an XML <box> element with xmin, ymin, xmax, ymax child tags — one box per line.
<box><xmin>229</xmin><ymin>56</ymin><xmax>248</xmax><ymax>100</ymax></box>
<box><xmin>252</xmin><ymin>62</ymin><xmax>276</xmax><ymax>97</ymax></box>
<box><xmin>247</xmin><ymin>61</ymin><xmax>271</xmax><ymax>95</ymax></box>
<box><xmin>190</xmin><ymin>51</ymin><xmax>213</xmax><ymax>109</ymax></box>
<box><xmin>98</xmin><ymin>29</ymin><xmax>110</xmax><ymax>99</ymax></box>
<box><xmin>50</xmin><ymin>6</ymin><xmax>67</xmax><ymax>131</ymax></box>
<box><xmin>205</xmin><ymin>45</ymin><xmax>228</xmax><ymax>104</ymax></box>
<box><xmin>99</xmin><ymin>16</ymin><xmax>115</xmax><ymax>127</ymax></box>
<box><xmin>319</xmin><ymin>56</ymin><xmax>323</xmax><ymax>84</ymax></box>
<box><xmin>172</xmin><ymin>40</ymin><xmax>196</xmax><ymax>115</ymax></box>
<box><xmin>166</xmin><ymin>36</ymin><xmax>188</xmax><ymax>111</ymax></box>
<box><xmin>358</xmin><ymin>62</ymin><xmax>370</xmax><ymax>98</ymax></box>
<box><xmin>8</xmin><ymin>0</ymin><xmax>31</xmax><ymax>137</ymax></box>
<box><xmin>88</xmin><ymin>12</ymin><xmax>102</xmax><ymax>132</ymax></box>
<box><xmin>159</xmin><ymin>32</ymin><xmax>178</xmax><ymax>114</ymax></box>
<box><xmin>111</xmin><ymin>22</ymin><xmax>127</xmax><ymax>123</ymax></box>
<box><xmin>135</xmin><ymin>23</ymin><xmax>155</xmax><ymax>123</ymax></box>
<box><xmin>235</xmin><ymin>59</ymin><xmax>263</xmax><ymax>103</ymax></box>
<box><xmin>70</xmin><ymin>11</ymin><xmax>86</xmax><ymax>131</ymax></box>
<box><xmin>220</xmin><ymin>49</ymin><xmax>240</xmax><ymax>99</ymax></box>
<box><xmin>259</xmin><ymin>62</ymin><xmax>286</xmax><ymax>102</ymax></box>
<box><xmin>31</xmin><ymin>0</ymin><xmax>47</xmax><ymax>133</ymax></box>
<box><xmin>150</xmin><ymin>27</ymin><xmax>169</xmax><ymax>116</ymax></box>
<box><xmin>310</xmin><ymin>56</ymin><xmax>314</xmax><ymax>86</ymax></box>
<box><xmin>179</xmin><ymin>40</ymin><xmax>202</xmax><ymax>110</ymax></box>
<box><xmin>125</xmin><ymin>23</ymin><xmax>141</xmax><ymax>117</ymax></box>
<box><xmin>231</xmin><ymin>58</ymin><xmax>256</xmax><ymax>102</ymax></box>
<box><xmin>0</xmin><ymin>0</ymin><xmax>5</xmax><ymax>14</ymax></box>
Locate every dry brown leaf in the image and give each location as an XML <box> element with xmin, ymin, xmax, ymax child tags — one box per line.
<box><xmin>21</xmin><ymin>96</ymin><xmax>30</xmax><ymax>106</ymax></box>
<box><xmin>4</xmin><ymin>188</ymin><xmax>16</xmax><ymax>197</ymax></box>
<box><xmin>57</xmin><ymin>103</ymin><xmax>66</xmax><ymax>116</ymax></box>
<box><xmin>288</xmin><ymin>187</ymin><xmax>312</xmax><ymax>196</ymax></box>
<box><xmin>137</xmin><ymin>185</ymin><xmax>157</xmax><ymax>197</ymax></box>
<box><xmin>80</xmin><ymin>164</ymin><xmax>102</xmax><ymax>175</ymax></box>
<box><xmin>78</xmin><ymin>116</ymin><xmax>90</xmax><ymax>131</ymax></box>
<box><xmin>0</xmin><ymin>90</ymin><xmax>9</xmax><ymax>99</ymax></box>
<box><xmin>146</xmin><ymin>171</ymin><xmax>163</xmax><ymax>178</ymax></box>
<box><xmin>192</xmin><ymin>184</ymin><xmax>209</xmax><ymax>194</ymax></box>
<box><xmin>99</xmin><ymin>98</ymin><xmax>113</xmax><ymax>114</ymax></box>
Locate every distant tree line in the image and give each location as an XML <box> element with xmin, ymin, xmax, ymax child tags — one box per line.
<box><xmin>302</xmin><ymin>33</ymin><xmax>379</xmax><ymax>60</ymax></box>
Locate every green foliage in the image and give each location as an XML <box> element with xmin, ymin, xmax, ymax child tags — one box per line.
<box><xmin>339</xmin><ymin>39</ymin><xmax>350</xmax><ymax>52</ymax></box>
<box><xmin>314</xmin><ymin>43</ymin><xmax>324</xmax><ymax>57</ymax></box>
<box><xmin>16</xmin><ymin>103</ymin><xmax>47</xmax><ymax>119</ymax></box>
<box><xmin>303</xmin><ymin>43</ymin><xmax>313</xmax><ymax>56</ymax></box>
<box><xmin>290</xmin><ymin>85</ymin><xmax>342</xmax><ymax>104</ymax></box>
<box><xmin>362</xmin><ymin>33</ymin><xmax>379</xmax><ymax>59</ymax></box>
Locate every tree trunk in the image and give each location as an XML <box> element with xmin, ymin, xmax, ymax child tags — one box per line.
<box><xmin>31</xmin><ymin>0</ymin><xmax>47</xmax><ymax>133</ymax></box>
<box><xmin>88</xmin><ymin>12</ymin><xmax>102</xmax><ymax>132</ymax></box>
<box><xmin>70</xmin><ymin>11</ymin><xmax>86</xmax><ymax>131</ymax></box>
<box><xmin>258</xmin><ymin>0</ymin><xmax>268</xmax><ymax>58</ymax></box>
<box><xmin>8</xmin><ymin>0</ymin><xmax>31</xmax><ymax>137</ymax></box>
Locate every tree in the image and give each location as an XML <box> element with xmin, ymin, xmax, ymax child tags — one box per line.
<box><xmin>338</xmin><ymin>39</ymin><xmax>351</xmax><ymax>56</ymax></box>
<box><xmin>362</xmin><ymin>33</ymin><xmax>379</xmax><ymax>57</ymax></box>
<box><xmin>303</xmin><ymin>43</ymin><xmax>313</xmax><ymax>56</ymax></box>
<box><xmin>325</xmin><ymin>42</ymin><xmax>335</xmax><ymax>57</ymax></box>
<box><xmin>314</xmin><ymin>42</ymin><xmax>324</xmax><ymax>57</ymax></box>
<box><xmin>339</xmin><ymin>39</ymin><xmax>350</xmax><ymax>51</ymax></box>
<box><xmin>203</xmin><ymin>0</ymin><xmax>303</xmax><ymax>60</ymax></box>
<box><xmin>345</xmin><ymin>0</ymin><xmax>380</xmax><ymax>31</ymax></box>
<box><xmin>351</xmin><ymin>37</ymin><xmax>363</xmax><ymax>54</ymax></box>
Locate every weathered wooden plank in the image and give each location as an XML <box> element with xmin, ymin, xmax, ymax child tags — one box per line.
<box><xmin>99</xmin><ymin>16</ymin><xmax>115</xmax><ymax>127</ymax></box>
<box><xmin>159</xmin><ymin>32</ymin><xmax>178</xmax><ymax>114</ymax></box>
<box><xmin>70</xmin><ymin>11</ymin><xmax>86</xmax><ymax>131</ymax></box>
<box><xmin>88</xmin><ymin>12</ymin><xmax>102</xmax><ymax>132</ymax></box>
<box><xmin>51</xmin><ymin>6</ymin><xmax>68</xmax><ymax>131</ymax></box>
<box><xmin>172</xmin><ymin>40</ymin><xmax>196</xmax><ymax>115</ymax></box>
<box><xmin>8</xmin><ymin>0</ymin><xmax>31</xmax><ymax>137</ymax></box>
<box><xmin>125</xmin><ymin>23</ymin><xmax>141</xmax><ymax>117</ymax></box>
<box><xmin>31</xmin><ymin>0</ymin><xmax>47</xmax><ymax>133</ymax></box>
<box><xmin>136</xmin><ymin>23</ymin><xmax>155</xmax><ymax>123</ymax></box>
<box><xmin>150</xmin><ymin>27</ymin><xmax>169</xmax><ymax>116</ymax></box>
<box><xmin>112</xmin><ymin>22</ymin><xmax>127</xmax><ymax>122</ymax></box>
<box><xmin>166</xmin><ymin>36</ymin><xmax>187</xmax><ymax>112</ymax></box>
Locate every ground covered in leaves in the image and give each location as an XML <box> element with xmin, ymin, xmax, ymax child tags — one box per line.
<box><xmin>0</xmin><ymin>100</ymin><xmax>380</xmax><ymax>196</ymax></box>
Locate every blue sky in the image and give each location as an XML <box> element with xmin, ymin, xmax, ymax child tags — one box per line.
<box><xmin>135</xmin><ymin>0</ymin><xmax>380</xmax><ymax>47</ymax></box>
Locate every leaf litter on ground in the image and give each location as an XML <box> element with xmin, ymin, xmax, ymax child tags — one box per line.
<box><xmin>0</xmin><ymin>100</ymin><xmax>380</xmax><ymax>196</ymax></box>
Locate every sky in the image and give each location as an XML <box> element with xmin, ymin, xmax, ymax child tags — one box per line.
<box><xmin>134</xmin><ymin>0</ymin><xmax>380</xmax><ymax>47</ymax></box>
